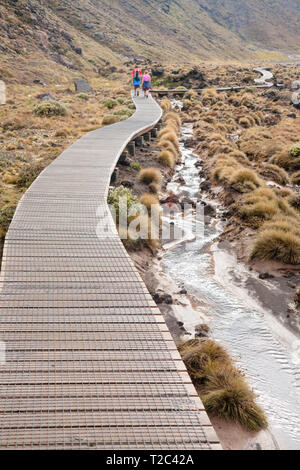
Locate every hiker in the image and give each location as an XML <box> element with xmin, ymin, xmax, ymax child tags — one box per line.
<box><xmin>132</xmin><ymin>67</ymin><xmax>142</xmax><ymax>96</ymax></box>
<box><xmin>142</xmin><ymin>71</ymin><xmax>152</xmax><ymax>98</ymax></box>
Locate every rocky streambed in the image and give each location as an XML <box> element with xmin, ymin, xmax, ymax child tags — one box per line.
<box><xmin>154</xmin><ymin>122</ymin><xmax>300</xmax><ymax>450</ymax></box>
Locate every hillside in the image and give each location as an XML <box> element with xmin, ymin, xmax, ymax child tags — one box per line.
<box><xmin>1</xmin><ymin>0</ymin><xmax>299</xmax><ymax>86</ymax></box>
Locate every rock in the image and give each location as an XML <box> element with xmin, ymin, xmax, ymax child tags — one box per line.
<box><xmin>203</xmin><ymin>204</ymin><xmax>216</xmax><ymax>217</ymax></box>
<box><xmin>180</xmin><ymin>196</ymin><xmax>196</xmax><ymax>209</ymax></box>
<box><xmin>36</xmin><ymin>93</ymin><xmax>55</xmax><ymax>102</ymax></box>
<box><xmin>151</xmin><ymin>67</ymin><xmax>164</xmax><ymax>77</ymax></box>
<box><xmin>259</xmin><ymin>273</ymin><xmax>274</xmax><ymax>280</ymax></box>
<box><xmin>287</xmin><ymin>113</ymin><xmax>297</xmax><ymax>119</ymax></box>
<box><xmin>287</xmin><ymin>281</ymin><xmax>297</xmax><ymax>289</ymax></box>
<box><xmin>175</xmin><ymin>176</ymin><xmax>185</xmax><ymax>185</ymax></box>
<box><xmin>291</xmin><ymin>91</ymin><xmax>300</xmax><ymax>110</ymax></box>
<box><xmin>74</xmin><ymin>46</ymin><xmax>82</xmax><ymax>55</ymax></box>
<box><xmin>199</xmin><ymin>181</ymin><xmax>211</xmax><ymax>191</ymax></box>
<box><xmin>0</xmin><ymin>80</ymin><xmax>6</xmax><ymax>105</ymax></box>
<box><xmin>74</xmin><ymin>79</ymin><xmax>93</xmax><ymax>93</ymax></box>
<box><xmin>120</xmin><ymin>180</ymin><xmax>133</xmax><ymax>188</ymax></box>
<box><xmin>33</xmin><ymin>79</ymin><xmax>45</xmax><ymax>85</ymax></box>
<box><xmin>291</xmin><ymin>80</ymin><xmax>300</xmax><ymax>90</ymax></box>
<box><xmin>84</xmin><ymin>24</ymin><xmax>94</xmax><ymax>30</ymax></box>
<box><xmin>160</xmin><ymin>193</ymin><xmax>179</xmax><ymax>205</ymax></box>
<box><xmin>153</xmin><ymin>292</ymin><xmax>173</xmax><ymax>305</ymax></box>
<box><xmin>179</xmin><ymin>288</ymin><xmax>187</xmax><ymax>294</ymax></box>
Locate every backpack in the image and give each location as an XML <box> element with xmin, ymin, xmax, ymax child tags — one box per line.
<box><xmin>134</xmin><ymin>70</ymin><xmax>140</xmax><ymax>80</ymax></box>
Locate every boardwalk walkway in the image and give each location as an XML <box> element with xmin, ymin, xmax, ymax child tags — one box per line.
<box><xmin>0</xmin><ymin>94</ymin><xmax>220</xmax><ymax>450</ymax></box>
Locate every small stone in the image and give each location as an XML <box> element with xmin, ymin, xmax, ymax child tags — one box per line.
<box><xmin>153</xmin><ymin>292</ymin><xmax>173</xmax><ymax>305</ymax></box>
<box><xmin>259</xmin><ymin>272</ymin><xmax>274</xmax><ymax>280</ymax></box>
<box><xmin>179</xmin><ymin>288</ymin><xmax>187</xmax><ymax>294</ymax></box>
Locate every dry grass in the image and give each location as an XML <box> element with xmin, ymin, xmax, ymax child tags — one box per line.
<box><xmin>178</xmin><ymin>339</ymin><xmax>267</xmax><ymax>431</ymax></box>
<box><xmin>139</xmin><ymin>167</ymin><xmax>162</xmax><ymax>184</ymax></box>
<box><xmin>102</xmin><ymin>114</ymin><xmax>118</xmax><ymax>125</ymax></box>
<box><xmin>158</xmin><ymin>150</ymin><xmax>175</xmax><ymax>168</ymax></box>
<box><xmin>259</xmin><ymin>163</ymin><xmax>290</xmax><ymax>185</ymax></box>
<box><xmin>250</xmin><ymin>228</ymin><xmax>300</xmax><ymax>264</ymax></box>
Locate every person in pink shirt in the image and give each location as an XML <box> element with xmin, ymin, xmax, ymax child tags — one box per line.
<box><xmin>142</xmin><ymin>71</ymin><xmax>152</xmax><ymax>98</ymax></box>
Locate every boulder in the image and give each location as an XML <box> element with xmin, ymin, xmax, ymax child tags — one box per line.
<box><xmin>74</xmin><ymin>79</ymin><xmax>93</xmax><ymax>93</ymax></box>
<box><xmin>152</xmin><ymin>292</ymin><xmax>173</xmax><ymax>305</ymax></box>
<box><xmin>0</xmin><ymin>80</ymin><xmax>6</xmax><ymax>105</ymax></box>
<box><xmin>291</xmin><ymin>91</ymin><xmax>300</xmax><ymax>110</ymax></box>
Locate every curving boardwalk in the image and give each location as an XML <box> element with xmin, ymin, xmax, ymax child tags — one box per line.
<box><xmin>0</xmin><ymin>94</ymin><xmax>221</xmax><ymax>450</ymax></box>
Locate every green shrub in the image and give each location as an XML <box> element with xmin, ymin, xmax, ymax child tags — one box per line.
<box><xmin>130</xmin><ymin>162</ymin><xmax>141</xmax><ymax>171</ymax></box>
<box><xmin>107</xmin><ymin>185</ymin><xmax>139</xmax><ymax>225</ymax></box>
<box><xmin>101</xmin><ymin>98</ymin><xmax>118</xmax><ymax>109</ymax></box>
<box><xmin>290</xmin><ymin>142</ymin><xmax>300</xmax><ymax>158</ymax></box>
<box><xmin>17</xmin><ymin>161</ymin><xmax>44</xmax><ymax>188</ymax></box>
<box><xmin>76</xmin><ymin>93</ymin><xmax>88</xmax><ymax>101</ymax></box>
<box><xmin>34</xmin><ymin>102</ymin><xmax>67</xmax><ymax>117</ymax></box>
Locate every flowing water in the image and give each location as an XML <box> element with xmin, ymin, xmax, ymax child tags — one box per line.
<box><xmin>162</xmin><ymin>125</ymin><xmax>300</xmax><ymax>449</ymax></box>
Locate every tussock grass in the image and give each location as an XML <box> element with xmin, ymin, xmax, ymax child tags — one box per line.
<box><xmin>139</xmin><ymin>168</ymin><xmax>161</xmax><ymax>184</ymax></box>
<box><xmin>250</xmin><ymin>228</ymin><xmax>300</xmax><ymax>264</ymax></box>
<box><xmin>159</xmin><ymin>131</ymin><xmax>180</xmax><ymax>151</ymax></box>
<box><xmin>202</xmin><ymin>367</ymin><xmax>268</xmax><ymax>431</ymax></box>
<box><xmin>178</xmin><ymin>339</ymin><xmax>267</xmax><ymax>431</ymax></box>
<box><xmin>140</xmin><ymin>193</ymin><xmax>159</xmax><ymax>210</ymax></box>
<box><xmin>163</xmin><ymin>111</ymin><xmax>181</xmax><ymax>129</ymax></box>
<box><xmin>292</xmin><ymin>171</ymin><xmax>300</xmax><ymax>185</ymax></box>
<box><xmin>259</xmin><ymin>163</ymin><xmax>290</xmax><ymax>185</ymax></box>
<box><xmin>160</xmin><ymin>98</ymin><xmax>172</xmax><ymax>113</ymax></box>
<box><xmin>102</xmin><ymin>114</ymin><xmax>117</xmax><ymax>125</ymax></box>
<box><xmin>230</xmin><ymin>168</ymin><xmax>262</xmax><ymax>189</ymax></box>
<box><xmin>158</xmin><ymin>150</ymin><xmax>174</xmax><ymax>168</ymax></box>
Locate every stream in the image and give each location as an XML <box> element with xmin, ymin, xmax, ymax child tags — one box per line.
<box><xmin>161</xmin><ymin>124</ymin><xmax>300</xmax><ymax>450</ymax></box>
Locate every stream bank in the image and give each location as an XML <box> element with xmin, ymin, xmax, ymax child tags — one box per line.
<box><xmin>113</xmin><ymin>97</ymin><xmax>300</xmax><ymax>449</ymax></box>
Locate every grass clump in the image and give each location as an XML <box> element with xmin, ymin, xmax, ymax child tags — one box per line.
<box><xmin>17</xmin><ymin>161</ymin><xmax>44</xmax><ymax>188</ymax></box>
<box><xmin>34</xmin><ymin>101</ymin><xmax>67</xmax><ymax>117</ymax></box>
<box><xmin>292</xmin><ymin>171</ymin><xmax>300</xmax><ymax>185</ymax></box>
<box><xmin>230</xmin><ymin>168</ymin><xmax>262</xmax><ymax>191</ymax></box>
<box><xmin>158</xmin><ymin>150</ymin><xmax>174</xmax><ymax>168</ymax></box>
<box><xmin>259</xmin><ymin>163</ymin><xmax>290</xmax><ymax>185</ymax></box>
<box><xmin>160</xmin><ymin>98</ymin><xmax>172</xmax><ymax>113</ymax></box>
<box><xmin>139</xmin><ymin>167</ymin><xmax>161</xmax><ymax>185</ymax></box>
<box><xmin>101</xmin><ymin>98</ymin><xmax>118</xmax><ymax>109</ymax></box>
<box><xmin>102</xmin><ymin>114</ymin><xmax>117</xmax><ymax>125</ymax></box>
<box><xmin>76</xmin><ymin>93</ymin><xmax>88</xmax><ymax>101</ymax></box>
<box><xmin>250</xmin><ymin>228</ymin><xmax>300</xmax><ymax>264</ymax></box>
<box><xmin>178</xmin><ymin>339</ymin><xmax>267</xmax><ymax>431</ymax></box>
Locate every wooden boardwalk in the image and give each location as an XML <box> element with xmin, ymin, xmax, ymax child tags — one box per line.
<box><xmin>0</xmin><ymin>94</ymin><xmax>221</xmax><ymax>450</ymax></box>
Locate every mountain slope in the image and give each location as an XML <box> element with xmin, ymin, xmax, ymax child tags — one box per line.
<box><xmin>0</xmin><ymin>0</ymin><xmax>299</xmax><ymax>86</ymax></box>
<box><xmin>47</xmin><ymin>0</ymin><xmax>300</xmax><ymax>61</ymax></box>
